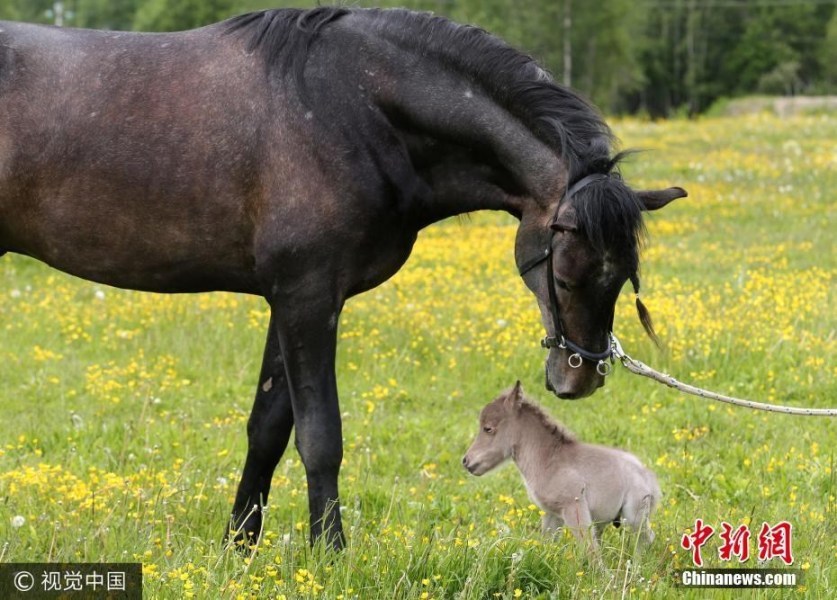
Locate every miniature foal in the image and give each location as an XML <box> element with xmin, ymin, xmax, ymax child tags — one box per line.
<box><xmin>463</xmin><ymin>382</ymin><xmax>660</xmax><ymax>553</ymax></box>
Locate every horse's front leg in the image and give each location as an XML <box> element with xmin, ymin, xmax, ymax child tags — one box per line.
<box><xmin>228</xmin><ymin>313</ymin><xmax>293</xmax><ymax>548</ymax></box>
<box><xmin>271</xmin><ymin>289</ymin><xmax>345</xmax><ymax>550</ymax></box>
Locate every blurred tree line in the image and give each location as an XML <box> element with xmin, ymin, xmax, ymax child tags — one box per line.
<box><xmin>1</xmin><ymin>0</ymin><xmax>835</xmax><ymax>116</ymax></box>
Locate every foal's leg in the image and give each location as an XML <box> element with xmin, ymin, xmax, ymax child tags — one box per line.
<box><xmin>228</xmin><ymin>314</ymin><xmax>293</xmax><ymax>547</ymax></box>
<box><xmin>594</xmin><ymin>522</ymin><xmax>607</xmax><ymax>546</ymax></box>
<box><xmin>561</xmin><ymin>498</ymin><xmax>601</xmax><ymax>560</ymax></box>
<box><xmin>541</xmin><ymin>512</ymin><xmax>564</xmax><ymax>538</ymax></box>
<box><xmin>270</xmin><ymin>291</ymin><xmax>345</xmax><ymax>550</ymax></box>
<box><xmin>623</xmin><ymin>494</ymin><xmax>655</xmax><ymax>549</ymax></box>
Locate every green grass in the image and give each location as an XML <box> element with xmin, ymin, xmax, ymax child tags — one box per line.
<box><xmin>1</xmin><ymin>113</ymin><xmax>835</xmax><ymax>598</ymax></box>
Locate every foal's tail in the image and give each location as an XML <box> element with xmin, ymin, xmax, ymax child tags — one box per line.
<box><xmin>640</xmin><ymin>493</ymin><xmax>655</xmax><ymax>516</ymax></box>
<box><xmin>645</xmin><ymin>468</ymin><xmax>662</xmax><ymax>513</ymax></box>
<box><xmin>638</xmin><ymin>470</ymin><xmax>661</xmax><ymax>544</ymax></box>
<box><xmin>638</xmin><ymin>493</ymin><xmax>656</xmax><ymax>544</ymax></box>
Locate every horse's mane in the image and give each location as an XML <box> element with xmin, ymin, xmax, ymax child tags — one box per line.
<box><xmin>360</xmin><ymin>9</ymin><xmax>614</xmax><ymax>182</ymax></box>
<box><xmin>224</xmin><ymin>7</ymin><xmax>654</xmax><ymax>337</ymax></box>
<box><xmin>570</xmin><ymin>155</ymin><xmax>647</xmax><ymax>268</ymax></box>
<box><xmin>223</xmin><ymin>7</ymin><xmax>349</xmax><ymax>80</ymax></box>
<box><xmin>377</xmin><ymin>12</ymin><xmax>646</xmax><ymax>272</ymax></box>
<box><xmin>519</xmin><ymin>397</ymin><xmax>577</xmax><ymax>444</ymax></box>
<box><xmin>223</xmin><ymin>7</ymin><xmax>613</xmax><ymax>182</ymax></box>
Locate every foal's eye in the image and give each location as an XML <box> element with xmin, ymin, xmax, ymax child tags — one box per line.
<box><xmin>555</xmin><ymin>278</ymin><xmax>571</xmax><ymax>291</ymax></box>
<box><xmin>483</xmin><ymin>426</ymin><xmax>495</xmax><ymax>434</ymax></box>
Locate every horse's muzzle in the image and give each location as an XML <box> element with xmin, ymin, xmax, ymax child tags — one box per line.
<box><xmin>545</xmin><ymin>361</ymin><xmax>604</xmax><ymax>399</ymax></box>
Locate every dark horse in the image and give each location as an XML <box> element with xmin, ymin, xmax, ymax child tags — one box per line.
<box><xmin>0</xmin><ymin>7</ymin><xmax>686</xmax><ymax>549</ymax></box>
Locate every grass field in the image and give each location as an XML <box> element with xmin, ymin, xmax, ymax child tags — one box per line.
<box><xmin>1</xmin><ymin>113</ymin><xmax>835</xmax><ymax>599</ymax></box>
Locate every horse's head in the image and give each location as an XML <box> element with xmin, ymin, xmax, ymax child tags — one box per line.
<box><xmin>516</xmin><ymin>171</ymin><xmax>686</xmax><ymax>399</ymax></box>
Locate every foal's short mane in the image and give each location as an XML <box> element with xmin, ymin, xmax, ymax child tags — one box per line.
<box><xmin>518</xmin><ymin>398</ymin><xmax>576</xmax><ymax>444</ymax></box>
<box><xmin>223</xmin><ymin>6</ymin><xmax>614</xmax><ymax>182</ymax></box>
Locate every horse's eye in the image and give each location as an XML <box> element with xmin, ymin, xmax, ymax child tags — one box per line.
<box><xmin>555</xmin><ymin>278</ymin><xmax>571</xmax><ymax>291</ymax></box>
<box><xmin>483</xmin><ymin>426</ymin><xmax>495</xmax><ymax>434</ymax></box>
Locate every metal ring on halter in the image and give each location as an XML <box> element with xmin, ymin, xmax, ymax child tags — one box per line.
<box><xmin>596</xmin><ymin>360</ymin><xmax>611</xmax><ymax>376</ymax></box>
<box><xmin>567</xmin><ymin>353</ymin><xmax>583</xmax><ymax>368</ymax></box>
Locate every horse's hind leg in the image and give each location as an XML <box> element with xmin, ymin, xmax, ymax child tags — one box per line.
<box><xmin>228</xmin><ymin>312</ymin><xmax>294</xmax><ymax>548</ymax></box>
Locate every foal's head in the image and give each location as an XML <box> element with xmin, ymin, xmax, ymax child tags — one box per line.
<box><xmin>462</xmin><ymin>381</ymin><xmax>528</xmax><ymax>476</ymax></box>
<box><xmin>516</xmin><ymin>165</ymin><xmax>686</xmax><ymax>399</ymax></box>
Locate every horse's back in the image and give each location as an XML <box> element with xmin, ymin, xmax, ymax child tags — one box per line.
<box><xmin>0</xmin><ymin>21</ymin><xmax>279</xmax><ymax>293</ymax></box>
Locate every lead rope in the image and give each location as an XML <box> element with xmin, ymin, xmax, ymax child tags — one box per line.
<box><xmin>610</xmin><ymin>335</ymin><xmax>837</xmax><ymax>417</ymax></box>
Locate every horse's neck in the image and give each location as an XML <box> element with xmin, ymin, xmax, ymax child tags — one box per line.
<box><xmin>511</xmin><ymin>413</ymin><xmax>565</xmax><ymax>484</ymax></box>
<box><xmin>393</xmin><ymin>91</ymin><xmax>561</xmax><ymax>226</ymax></box>
<box><xmin>341</xmin><ymin>31</ymin><xmax>564</xmax><ymax>226</ymax></box>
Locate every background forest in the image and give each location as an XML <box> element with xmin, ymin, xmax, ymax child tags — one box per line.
<box><xmin>0</xmin><ymin>0</ymin><xmax>835</xmax><ymax>116</ymax></box>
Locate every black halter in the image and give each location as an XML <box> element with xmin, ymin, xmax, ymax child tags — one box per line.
<box><xmin>518</xmin><ymin>174</ymin><xmax>615</xmax><ymax>376</ymax></box>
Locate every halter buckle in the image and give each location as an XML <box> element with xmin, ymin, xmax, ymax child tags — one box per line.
<box><xmin>596</xmin><ymin>360</ymin><xmax>612</xmax><ymax>376</ymax></box>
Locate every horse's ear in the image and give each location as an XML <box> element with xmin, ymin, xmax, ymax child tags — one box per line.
<box><xmin>505</xmin><ymin>380</ymin><xmax>523</xmax><ymax>410</ymax></box>
<box><xmin>636</xmin><ymin>187</ymin><xmax>688</xmax><ymax>211</ymax></box>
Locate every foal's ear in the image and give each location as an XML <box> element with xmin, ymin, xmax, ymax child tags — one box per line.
<box><xmin>636</xmin><ymin>187</ymin><xmax>688</xmax><ymax>211</ymax></box>
<box><xmin>505</xmin><ymin>380</ymin><xmax>523</xmax><ymax>410</ymax></box>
